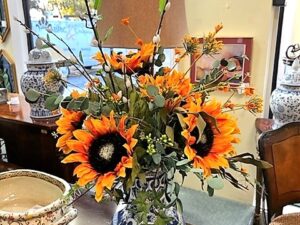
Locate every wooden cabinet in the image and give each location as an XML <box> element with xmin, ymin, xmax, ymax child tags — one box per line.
<box><xmin>0</xmin><ymin>95</ymin><xmax>74</xmax><ymax>182</ymax></box>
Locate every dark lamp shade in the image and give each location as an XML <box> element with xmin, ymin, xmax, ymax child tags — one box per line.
<box><xmin>97</xmin><ymin>0</ymin><xmax>188</xmax><ymax>48</ymax></box>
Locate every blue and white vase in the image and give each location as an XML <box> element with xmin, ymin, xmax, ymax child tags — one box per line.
<box><xmin>270</xmin><ymin>54</ymin><xmax>300</xmax><ymax>129</ymax></box>
<box><xmin>111</xmin><ymin>171</ymin><xmax>185</xmax><ymax>225</ymax></box>
<box><xmin>20</xmin><ymin>47</ymin><xmax>64</xmax><ymax>119</ymax></box>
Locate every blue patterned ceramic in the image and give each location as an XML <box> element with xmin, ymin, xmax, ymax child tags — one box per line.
<box><xmin>270</xmin><ymin>57</ymin><xmax>300</xmax><ymax>129</ymax></box>
<box><xmin>111</xmin><ymin>171</ymin><xmax>185</xmax><ymax>225</ymax></box>
<box><xmin>20</xmin><ymin>48</ymin><xmax>64</xmax><ymax>119</ymax></box>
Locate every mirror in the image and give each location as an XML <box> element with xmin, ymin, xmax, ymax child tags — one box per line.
<box><xmin>0</xmin><ymin>50</ymin><xmax>18</xmax><ymax>93</ymax></box>
<box><xmin>0</xmin><ymin>0</ymin><xmax>10</xmax><ymax>42</ymax></box>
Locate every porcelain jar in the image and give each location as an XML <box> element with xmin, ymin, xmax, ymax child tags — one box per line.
<box><xmin>0</xmin><ymin>169</ymin><xmax>77</xmax><ymax>225</ymax></box>
<box><xmin>270</xmin><ymin>53</ymin><xmax>300</xmax><ymax>129</ymax></box>
<box><xmin>112</xmin><ymin>171</ymin><xmax>185</xmax><ymax>225</ymax></box>
<box><xmin>20</xmin><ymin>47</ymin><xmax>64</xmax><ymax>119</ymax></box>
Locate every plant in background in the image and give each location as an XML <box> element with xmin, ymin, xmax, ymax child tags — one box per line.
<box><xmin>17</xmin><ymin>0</ymin><xmax>270</xmax><ymax>224</ymax></box>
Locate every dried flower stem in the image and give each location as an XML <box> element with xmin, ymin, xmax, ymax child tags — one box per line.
<box><xmin>184</xmin><ymin>53</ymin><xmax>204</xmax><ymax>76</ymax></box>
<box><xmin>151</xmin><ymin>0</ymin><xmax>170</xmax><ymax>76</ymax></box>
<box><xmin>15</xmin><ymin>18</ymin><xmax>96</xmax><ymax>85</ymax></box>
<box><xmin>83</xmin><ymin>0</ymin><xmax>117</xmax><ymax>93</ymax></box>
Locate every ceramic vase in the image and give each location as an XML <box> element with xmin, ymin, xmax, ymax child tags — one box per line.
<box><xmin>0</xmin><ymin>169</ymin><xmax>77</xmax><ymax>225</ymax></box>
<box><xmin>270</xmin><ymin>57</ymin><xmax>300</xmax><ymax>129</ymax></box>
<box><xmin>111</xmin><ymin>171</ymin><xmax>185</xmax><ymax>225</ymax></box>
<box><xmin>20</xmin><ymin>48</ymin><xmax>64</xmax><ymax>119</ymax></box>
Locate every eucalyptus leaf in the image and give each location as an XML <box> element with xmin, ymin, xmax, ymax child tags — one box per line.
<box><xmin>45</xmin><ymin>95</ymin><xmax>60</xmax><ymax>111</ymax></box>
<box><xmin>207</xmin><ymin>185</ymin><xmax>214</xmax><ymax>196</ymax></box>
<box><xmin>159</xmin><ymin>0</ymin><xmax>167</xmax><ymax>14</ymax></box>
<box><xmin>154</xmin><ymin>95</ymin><xmax>165</xmax><ymax>107</ymax></box>
<box><xmin>152</xmin><ymin>153</ymin><xmax>162</xmax><ymax>165</ymax></box>
<box><xmin>158</xmin><ymin>54</ymin><xmax>166</xmax><ymax>63</ymax></box>
<box><xmin>174</xmin><ymin>182</ymin><xmax>180</xmax><ymax>196</ymax></box>
<box><xmin>79</xmin><ymin>51</ymin><xmax>84</xmax><ymax>64</ymax></box>
<box><xmin>158</xmin><ymin>47</ymin><xmax>164</xmax><ymax>55</ymax></box>
<box><xmin>25</xmin><ymin>88</ymin><xmax>41</xmax><ymax>102</ymax></box>
<box><xmin>54</xmin><ymin>95</ymin><xmax>63</xmax><ymax>105</ymax></box>
<box><xmin>155</xmin><ymin>59</ymin><xmax>163</xmax><ymax>67</ymax></box>
<box><xmin>207</xmin><ymin>177</ymin><xmax>224</xmax><ymax>190</ymax></box>
<box><xmin>176</xmin><ymin>159</ymin><xmax>191</xmax><ymax>167</ymax></box>
<box><xmin>146</xmin><ymin>85</ymin><xmax>159</xmax><ymax>97</ymax></box>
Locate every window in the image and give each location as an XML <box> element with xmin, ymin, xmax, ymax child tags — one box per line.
<box><xmin>24</xmin><ymin>0</ymin><xmax>175</xmax><ymax>92</ymax></box>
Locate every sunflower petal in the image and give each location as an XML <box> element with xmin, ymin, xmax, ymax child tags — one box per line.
<box><xmin>184</xmin><ymin>145</ymin><xmax>196</xmax><ymax>160</ymax></box>
<box><xmin>102</xmin><ymin>172</ymin><xmax>116</xmax><ymax>190</ymax></box>
<box><xmin>66</xmin><ymin>140</ymin><xmax>87</xmax><ymax>153</ymax></box>
<box><xmin>73</xmin><ymin>130</ymin><xmax>94</xmax><ymax>144</ymax></box>
<box><xmin>77</xmin><ymin>170</ymin><xmax>98</xmax><ymax>186</ymax></box>
<box><xmin>95</xmin><ymin>176</ymin><xmax>104</xmax><ymax>202</ymax></box>
<box><xmin>62</xmin><ymin>153</ymin><xmax>88</xmax><ymax>163</ymax></box>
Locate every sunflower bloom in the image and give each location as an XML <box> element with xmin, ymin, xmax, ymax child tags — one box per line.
<box><xmin>62</xmin><ymin>111</ymin><xmax>138</xmax><ymax>202</ymax></box>
<box><xmin>56</xmin><ymin>108</ymin><xmax>86</xmax><ymax>154</ymax></box>
<box><xmin>181</xmin><ymin>99</ymin><xmax>239</xmax><ymax>176</ymax></box>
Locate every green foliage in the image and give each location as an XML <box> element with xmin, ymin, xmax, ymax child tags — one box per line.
<box><xmin>207</xmin><ymin>176</ymin><xmax>225</xmax><ymax>190</ymax></box>
<box><xmin>159</xmin><ymin>0</ymin><xmax>167</xmax><ymax>14</ymax></box>
<box><xmin>25</xmin><ymin>88</ymin><xmax>41</xmax><ymax>103</ymax></box>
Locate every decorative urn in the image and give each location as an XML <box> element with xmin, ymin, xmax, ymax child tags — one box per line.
<box><xmin>0</xmin><ymin>169</ymin><xmax>77</xmax><ymax>225</ymax></box>
<box><xmin>20</xmin><ymin>40</ymin><xmax>64</xmax><ymax>119</ymax></box>
<box><xmin>270</xmin><ymin>44</ymin><xmax>300</xmax><ymax>129</ymax></box>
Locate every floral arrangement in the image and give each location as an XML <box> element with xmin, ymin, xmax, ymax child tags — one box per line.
<box><xmin>17</xmin><ymin>0</ymin><xmax>268</xmax><ymax>224</ymax></box>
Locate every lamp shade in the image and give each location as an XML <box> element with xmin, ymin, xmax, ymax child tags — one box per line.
<box><xmin>97</xmin><ymin>0</ymin><xmax>188</xmax><ymax>48</ymax></box>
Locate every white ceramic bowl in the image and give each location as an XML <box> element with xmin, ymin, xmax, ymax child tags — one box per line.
<box><xmin>0</xmin><ymin>169</ymin><xmax>77</xmax><ymax>225</ymax></box>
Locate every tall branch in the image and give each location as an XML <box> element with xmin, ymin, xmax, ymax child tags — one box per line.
<box><xmin>83</xmin><ymin>0</ymin><xmax>117</xmax><ymax>93</ymax></box>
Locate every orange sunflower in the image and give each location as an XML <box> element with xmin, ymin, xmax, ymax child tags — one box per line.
<box><xmin>181</xmin><ymin>99</ymin><xmax>240</xmax><ymax>177</ymax></box>
<box><xmin>138</xmin><ymin>70</ymin><xmax>192</xmax><ymax>98</ymax></box>
<box><xmin>56</xmin><ymin>108</ymin><xmax>86</xmax><ymax>154</ymax></box>
<box><xmin>62</xmin><ymin>111</ymin><xmax>138</xmax><ymax>202</ymax></box>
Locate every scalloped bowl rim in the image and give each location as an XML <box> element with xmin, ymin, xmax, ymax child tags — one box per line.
<box><xmin>0</xmin><ymin>169</ymin><xmax>71</xmax><ymax>220</ymax></box>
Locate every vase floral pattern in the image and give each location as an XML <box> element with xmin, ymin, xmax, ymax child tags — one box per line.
<box><xmin>270</xmin><ymin>58</ymin><xmax>300</xmax><ymax>129</ymax></box>
<box><xmin>20</xmin><ymin>48</ymin><xmax>64</xmax><ymax>118</ymax></box>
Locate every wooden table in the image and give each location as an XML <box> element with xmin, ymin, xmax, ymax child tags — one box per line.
<box><xmin>0</xmin><ymin>94</ymin><xmax>74</xmax><ymax>182</ymax></box>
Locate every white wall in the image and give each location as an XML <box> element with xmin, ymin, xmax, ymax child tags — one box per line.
<box><xmin>178</xmin><ymin>0</ymin><xmax>278</xmax><ymax>204</ymax></box>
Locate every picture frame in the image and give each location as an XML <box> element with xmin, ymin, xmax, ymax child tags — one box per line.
<box><xmin>0</xmin><ymin>0</ymin><xmax>10</xmax><ymax>42</ymax></box>
<box><xmin>0</xmin><ymin>49</ymin><xmax>18</xmax><ymax>93</ymax></box>
<box><xmin>190</xmin><ymin>37</ymin><xmax>253</xmax><ymax>85</ymax></box>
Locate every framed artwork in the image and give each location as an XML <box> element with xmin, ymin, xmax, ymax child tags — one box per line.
<box><xmin>0</xmin><ymin>50</ymin><xmax>18</xmax><ymax>93</ymax></box>
<box><xmin>0</xmin><ymin>0</ymin><xmax>10</xmax><ymax>42</ymax></box>
<box><xmin>190</xmin><ymin>38</ymin><xmax>253</xmax><ymax>85</ymax></box>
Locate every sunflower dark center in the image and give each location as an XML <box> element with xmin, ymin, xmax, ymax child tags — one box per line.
<box><xmin>190</xmin><ymin>123</ymin><xmax>214</xmax><ymax>157</ymax></box>
<box><xmin>88</xmin><ymin>132</ymin><xmax>127</xmax><ymax>174</ymax></box>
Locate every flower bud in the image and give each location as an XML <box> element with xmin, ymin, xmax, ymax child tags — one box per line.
<box><xmin>165</xmin><ymin>2</ymin><xmax>171</xmax><ymax>12</ymax></box>
<box><xmin>91</xmin><ymin>39</ymin><xmax>98</xmax><ymax>46</ymax></box>
<box><xmin>152</xmin><ymin>35</ymin><xmax>160</xmax><ymax>44</ymax></box>
<box><xmin>126</xmin><ymin>77</ymin><xmax>131</xmax><ymax>88</ymax></box>
<box><xmin>122</xmin><ymin>96</ymin><xmax>128</xmax><ymax>103</ymax></box>
<box><xmin>103</xmin><ymin>64</ymin><xmax>111</xmax><ymax>72</ymax></box>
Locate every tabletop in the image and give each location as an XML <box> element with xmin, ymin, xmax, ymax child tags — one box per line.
<box><xmin>0</xmin><ymin>94</ymin><xmax>57</xmax><ymax>130</ymax></box>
